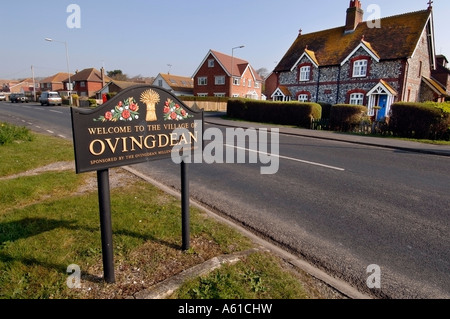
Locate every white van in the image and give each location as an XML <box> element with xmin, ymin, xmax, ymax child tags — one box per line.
<box><xmin>39</xmin><ymin>92</ymin><xmax>62</xmax><ymax>106</ymax></box>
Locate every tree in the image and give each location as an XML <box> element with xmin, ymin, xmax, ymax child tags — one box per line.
<box><xmin>107</xmin><ymin>70</ymin><xmax>128</xmax><ymax>81</ymax></box>
<box><xmin>256</xmin><ymin>67</ymin><xmax>269</xmax><ymax>80</ymax></box>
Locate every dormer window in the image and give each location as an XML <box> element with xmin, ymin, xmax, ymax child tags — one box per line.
<box><xmin>353</xmin><ymin>59</ymin><xmax>368</xmax><ymax>77</ymax></box>
<box><xmin>300</xmin><ymin>66</ymin><xmax>311</xmax><ymax>81</ymax></box>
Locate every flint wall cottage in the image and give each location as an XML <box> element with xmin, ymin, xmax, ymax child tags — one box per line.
<box><xmin>269</xmin><ymin>1</ymin><xmax>446</xmax><ymax>120</ymax></box>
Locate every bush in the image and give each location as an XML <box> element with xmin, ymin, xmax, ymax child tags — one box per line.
<box><xmin>390</xmin><ymin>102</ymin><xmax>450</xmax><ymax>140</ymax></box>
<box><xmin>0</xmin><ymin>122</ymin><xmax>34</xmax><ymax>145</ymax></box>
<box><xmin>227</xmin><ymin>99</ymin><xmax>322</xmax><ymax>128</ymax></box>
<box><xmin>329</xmin><ymin>104</ymin><xmax>367</xmax><ymax>132</ymax></box>
<box><xmin>88</xmin><ymin>99</ymin><xmax>97</xmax><ymax>107</ymax></box>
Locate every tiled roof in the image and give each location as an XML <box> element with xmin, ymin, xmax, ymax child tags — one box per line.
<box><xmin>275</xmin><ymin>9</ymin><xmax>432</xmax><ymax>71</ymax></box>
<box><xmin>70</xmin><ymin>68</ymin><xmax>111</xmax><ymax>82</ymax></box>
<box><xmin>159</xmin><ymin>73</ymin><xmax>194</xmax><ymax>92</ymax></box>
<box><xmin>207</xmin><ymin>50</ymin><xmax>263</xmax><ymax>82</ymax></box>
<box><xmin>40</xmin><ymin>72</ymin><xmax>73</xmax><ymax>83</ymax></box>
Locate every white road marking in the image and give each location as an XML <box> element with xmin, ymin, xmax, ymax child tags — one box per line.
<box><xmin>49</xmin><ymin>110</ymin><xmax>63</xmax><ymax>114</ymax></box>
<box><xmin>225</xmin><ymin>144</ymin><xmax>345</xmax><ymax>171</ymax></box>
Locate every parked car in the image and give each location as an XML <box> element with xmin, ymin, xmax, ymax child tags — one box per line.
<box><xmin>39</xmin><ymin>91</ymin><xmax>62</xmax><ymax>106</ymax></box>
<box><xmin>0</xmin><ymin>93</ymin><xmax>6</xmax><ymax>101</ymax></box>
<box><xmin>10</xmin><ymin>93</ymin><xmax>29</xmax><ymax>103</ymax></box>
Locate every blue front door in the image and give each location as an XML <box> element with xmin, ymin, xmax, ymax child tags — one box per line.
<box><xmin>377</xmin><ymin>95</ymin><xmax>388</xmax><ymax>120</ymax></box>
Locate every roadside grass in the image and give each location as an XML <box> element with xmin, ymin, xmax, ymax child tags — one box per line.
<box><xmin>0</xmin><ymin>125</ymin><xmax>319</xmax><ymax>299</ymax></box>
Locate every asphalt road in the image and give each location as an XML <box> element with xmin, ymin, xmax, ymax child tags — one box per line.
<box><xmin>1</xmin><ymin>101</ymin><xmax>449</xmax><ymax>299</ymax></box>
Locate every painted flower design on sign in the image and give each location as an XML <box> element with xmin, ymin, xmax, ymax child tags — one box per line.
<box><xmin>95</xmin><ymin>97</ymin><xmax>140</xmax><ymax>122</ymax></box>
<box><xmin>163</xmin><ymin>98</ymin><xmax>193</xmax><ymax>121</ymax></box>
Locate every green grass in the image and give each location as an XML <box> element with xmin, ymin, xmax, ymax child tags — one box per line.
<box><xmin>0</xmin><ymin>125</ymin><xmax>315</xmax><ymax>299</ymax></box>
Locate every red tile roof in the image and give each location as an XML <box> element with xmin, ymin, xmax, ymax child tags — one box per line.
<box><xmin>209</xmin><ymin>50</ymin><xmax>263</xmax><ymax>82</ymax></box>
<box><xmin>275</xmin><ymin>9</ymin><xmax>432</xmax><ymax>71</ymax></box>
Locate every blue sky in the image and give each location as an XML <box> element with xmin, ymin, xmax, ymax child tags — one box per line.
<box><xmin>1</xmin><ymin>0</ymin><xmax>449</xmax><ymax>79</ymax></box>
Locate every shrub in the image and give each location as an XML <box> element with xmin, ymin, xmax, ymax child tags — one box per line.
<box><xmin>329</xmin><ymin>104</ymin><xmax>367</xmax><ymax>132</ymax></box>
<box><xmin>389</xmin><ymin>102</ymin><xmax>449</xmax><ymax>140</ymax></box>
<box><xmin>0</xmin><ymin>122</ymin><xmax>34</xmax><ymax>145</ymax></box>
<box><xmin>88</xmin><ymin>99</ymin><xmax>97</xmax><ymax>107</ymax></box>
<box><xmin>227</xmin><ymin>99</ymin><xmax>322</xmax><ymax>128</ymax></box>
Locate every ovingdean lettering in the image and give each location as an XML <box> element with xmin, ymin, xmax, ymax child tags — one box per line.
<box><xmin>88</xmin><ymin>131</ymin><xmax>198</xmax><ymax>156</ymax></box>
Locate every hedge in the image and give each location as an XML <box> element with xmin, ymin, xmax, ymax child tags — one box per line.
<box><xmin>227</xmin><ymin>99</ymin><xmax>322</xmax><ymax>128</ymax></box>
<box><xmin>329</xmin><ymin>104</ymin><xmax>367</xmax><ymax>132</ymax></box>
<box><xmin>389</xmin><ymin>102</ymin><xmax>450</xmax><ymax>140</ymax></box>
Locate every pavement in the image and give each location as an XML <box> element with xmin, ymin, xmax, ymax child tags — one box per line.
<box><xmin>203</xmin><ymin>112</ymin><xmax>450</xmax><ymax>157</ymax></box>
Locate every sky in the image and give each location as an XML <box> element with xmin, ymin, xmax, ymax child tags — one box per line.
<box><xmin>1</xmin><ymin>0</ymin><xmax>449</xmax><ymax>80</ymax></box>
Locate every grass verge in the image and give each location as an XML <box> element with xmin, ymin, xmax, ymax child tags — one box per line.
<box><xmin>0</xmin><ymin>124</ymin><xmax>333</xmax><ymax>299</ymax></box>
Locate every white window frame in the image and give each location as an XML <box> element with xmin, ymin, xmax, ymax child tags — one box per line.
<box><xmin>353</xmin><ymin>60</ymin><xmax>368</xmax><ymax>77</ymax></box>
<box><xmin>208</xmin><ymin>59</ymin><xmax>215</xmax><ymax>68</ymax></box>
<box><xmin>198</xmin><ymin>77</ymin><xmax>207</xmax><ymax>86</ymax></box>
<box><xmin>248</xmin><ymin>79</ymin><xmax>252</xmax><ymax>88</ymax></box>
<box><xmin>299</xmin><ymin>66</ymin><xmax>311</xmax><ymax>82</ymax></box>
<box><xmin>233</xmin><ymin>77</ymin><xmax>240</xmax><ymax>86</ymax></box>
<box><xmin>350</xmin><ymin>93</ymin><xmax>364</xmax><ymax>105</ymax></box>
<box><xmin>298</xmin><ymin>94</ymin><xmax>309</xmax><ymax>102</ymax></box>
<box><xmin>197</xmin><ymin>93</ymin><xmax>208</xmax><ymax>97</ymax></box>
<box><xmin>214</xmin><ymin>93</ymin><xmax>226</xmax><ymax>97</ymax></box>
<box><xmin>215</xmin><ymin>75</ymin><xmax>225</xmax><ymax>85</ymax></box>
<box><xmin>254</xmin><ymin>82</ymin><xmax>260</xmax><ymax>89</ymax></box>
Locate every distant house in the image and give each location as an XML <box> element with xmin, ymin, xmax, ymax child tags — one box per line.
<box><xmin>432</xmin><ymin>55</ymin><xmax>450</xmax><ymax>95</ymax></box>
<box><xmin>40</xmin><ymin>72</ymin><xmax>72</xmax><ymax>92</ymax></box>
<box><xmin>64</xmin><ymin>67</ymin><xmax>110</xmax><ymax>97</ymax></box>
<box><xmin>153</xmin><ymin>73</ymin><xmax>194</xmax><ymax>96</ymax></box>
<box><xmin>192</xmin><ymin>49</ymin><xmax>262</xmax><ymax>99</ymax></box>
<box><xmin>96</xmin><ymin>80</ymin><xmax>145</xmax><ymax>97</ymax></box>
<box><xmin>270</xmin><ymin>0</ymin><xmax>446</xmax><ymax>120</ymax></box>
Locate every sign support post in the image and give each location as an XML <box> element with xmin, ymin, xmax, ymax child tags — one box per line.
<box><xmin>181</xmin><ymin>159</ymin><xmax>190</xmax><ymax>251</ymax></box>
<box><xmin>97</xmin><ymin>169</ymin><xmax>115</xmax><ymax>283</ymax></box>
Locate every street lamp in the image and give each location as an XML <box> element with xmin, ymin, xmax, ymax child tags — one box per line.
<box><xmin>231</xmin><ymin>45</ymin><xmax>245</xmax><ymax>97</ymax></box>
<box><xmin>45</xmin><ymin>38</ymin><xmax>73</xmax><ymax>106</ymax></box>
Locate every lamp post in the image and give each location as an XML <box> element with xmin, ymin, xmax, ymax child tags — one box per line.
<box><xmin>231</xmin><ymin>45</ymin><xmax>245</xmax><ymax>97</ymax></box>
<box><xmin>45</xmin><ymin>38</ymin><xmax>72</xmax><ymax>106</ymax></box>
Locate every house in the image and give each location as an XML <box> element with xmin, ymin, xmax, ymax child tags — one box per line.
<box><xmin>192</xmin><ymin>49</ymin><xmax>262</xmax><ymax>99</ymax></box>
<box><xmin>431</xmin><ymin>55</ymin><xmax>450</xmax><ymax>95</ymax></box>
<box><xmin>64</xmin><ymin>67</ymin><xmax>110</xmax><ymax>98</ymax></box>
<box><xmin>270</xmin><ymin>0</ymin><xmax>446</xmax><ymax>120</ymax></box>
<box><xmin>153</xmin><ymin>73</ymin><xmax>194</xmax><ymax>96</ymax></box>
<box><xmin>40</xmin><ymin>72</ymin><xmax>72</xmax><ymax>92</ymax></box>
<box><xmin>96</xmin><ymin>80</ymin><xmax>145</xmax><ymax>98</ymax></box>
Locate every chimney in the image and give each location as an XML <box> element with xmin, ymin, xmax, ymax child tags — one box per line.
<box><xmin>101</xmin><ymin>67</ymin><xmax>105</xmax><ymax>87</ymax></box>
<box><xmin>345</xmin><ymin>0</ymin><xmax>364</xmax><ymax>34</ymax></box>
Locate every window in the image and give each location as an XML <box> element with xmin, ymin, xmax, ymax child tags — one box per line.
<box><xmin>80</xmin><ymin>81</ymin><xmax>86</xmax><ymax>88</ymax></box>
<box><xmin>214</xmin><ymin>93</ymin><xmax>225</xmax><ymax>97</ymax></box>
<box><xmin>299</xmin><ymin>66</ymin><xmax>311</xmax><ymax>81</ymax></box>
<box><xmin>242</xmin><ymin>78</ymin><xmax>246</xmax><ymax>86</ymax></box>
<box><xmin>350</xmin><ymin>93</ymin><xmax>364</xmax><ymax>105</ymax></box>
<box><xmin>198</xmin><ymin>77</ymin><xmax>207</xmax><ymax>86</ymax></box>
<box><xmin>353</xmin><ymin>60</ymin><xmax>368</xmax><ymax>77</ymax></box>
<box><xmin>197</xmin><ymin>93</ymin><xmax>208</xmax><ymax>97</ymax></box>
<box><xmin>233</xmin><ymin>77</ymin><xmax>240</xmax><ymax>85</ymax></box>
<box><xmin>158</xmin><ymin>80</ymin><xmax>163</xmax><ymax>87</ymax></box>
<box><xmin>298</xmin><ymin>94</ymin><xmax>309</xmax><ymax>102</ymax></box>
<box><xmin>248</xmin><ymin>79</ymin><xmax>252</xmax><ymax>88</ymax></box>
<box><xmin>208</xmin><ymin>59</ymin><xmax>215</xmax><ymax>68</ymax></box>
<box><xmin>255</xmin><ymin>82</ymin><xmax>260</xmax><ymax>89</ymax></box>
<box><xmin>215</xmin><ymin>76</ymin><xmax>225</xmax><ymax>85</ymax></box>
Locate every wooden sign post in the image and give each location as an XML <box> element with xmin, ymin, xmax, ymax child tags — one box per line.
<box><xmin>71</xmin><ymin>85</ymin><xmax>203</xmax><ymax>283</ymax></box>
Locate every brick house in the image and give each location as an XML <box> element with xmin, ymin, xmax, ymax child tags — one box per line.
<box><xmin>269</xmin><ymin>1</ymin><xmax>446</xmax><ymax>120</ymax></box>
<box><xmin>193</xmin><ymin>49</ymin><xmax>262</xmax><ymax>99</ymax></box>
<box><xmin>64</xmin><ymin>67</ymin><xmax>110</xmax><ymax>98</ymax></box>
<box><xmin>40</xmin><ymin>72</ymin><xmax>73</xmax><ymax>92</ymax></box>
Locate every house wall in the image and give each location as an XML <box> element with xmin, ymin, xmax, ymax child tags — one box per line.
<box><xmin>404</xmin><ymin>29</ymin><xmax>432</xmax><ymax>102</ymax></box>
<box><xmin>194</xmin><ymin>53</ymin><xmax>230</xmax><ymax>97</ymax></box>
<box><xmin>277</xmin><ymin>46</ymin><xmax>404</xmax><ymax>104</ymax></box>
